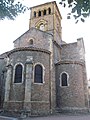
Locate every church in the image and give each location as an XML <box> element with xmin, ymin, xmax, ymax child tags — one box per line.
<box><xmin>0</xmin><ymin>1</ymin><xmax>89</xmax><ymax>116</ymax></box>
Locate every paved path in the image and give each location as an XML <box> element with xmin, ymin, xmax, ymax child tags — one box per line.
<box><xmin>0</xmin><ymin>116</ymin><xmax>18</xmax><ymax>120</ymax></box>
<box><xmin>21</xmin><ymin>114</ymin><xmax>90</xmax><ymax>120</ymax></box>
<box><xmin>1</xmin><ymin>114</ymin><xmax>90</xmax><ymax>120</ymax></box>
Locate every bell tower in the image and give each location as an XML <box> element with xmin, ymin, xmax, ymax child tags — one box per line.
<box><xmin>29</xmin><ymin>1</ymin><xmax>62</xmax><ymax>45</ymax></box>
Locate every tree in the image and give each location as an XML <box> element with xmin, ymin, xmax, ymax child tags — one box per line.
<box><xmin>59</xmin><ymin>0</ymin><xmax>90</xmax><ymax>22</ymax></box>
<box><xmin>0</xmin><ymin>0</ymin><xmax>27</xmax><ymax>20</ymax></box>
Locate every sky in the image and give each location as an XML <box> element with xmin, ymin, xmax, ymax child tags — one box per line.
<box><xmin>0</xmin><ymin>0</ymin><xmax>90</xmax><ymax>79</ymax></box>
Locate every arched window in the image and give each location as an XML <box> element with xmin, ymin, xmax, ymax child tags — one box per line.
<box><xmin>34</xmin><ymin>64</ymin><xmax>43</xmax><ymax>83</ymax></box>
<box><xmin>14</xmin><ymin>64</ymin><xmax>23</xmax><ymax>83</ymax></box>
<box><xmin>39</xmin><ymin>23</ymin><xmax>44</xmax><ymax>31</ymax></box>
<box><xmin>34</xmin><ymin>11</ymin><xmax>36</xmax><ymax>17</ymax></box>
<box><xmin>48</xmin><ymin>8</ymin><xmax>51</xmax><ymax>14</ymax></box>
<box><xmin>29</xmin><ymin>39</ymin><xmax>33</xmax><ymax>45</ymax></box>
<box><xmin>35</xmin><ymin>19</ymin><xmax>48</xmax><ymax>31</ymax></box>
<box><xmin>43</xmin><ymin>9</ymin><xmax>46</xmax><ymax>15</ymax></box>
<box><xmin>38</xmin><ymin>11</ymin><xmax>41</xmax><ymax>16</ymax></box>
<box><xmin>60</xmin><ymin>72</ymin><xmax>69</xmax><ymax>86</ymax></box>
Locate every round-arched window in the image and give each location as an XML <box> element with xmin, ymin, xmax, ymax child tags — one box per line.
<box><xmin>34</xmin><ymin>64</ymin><xmax>43</xmax><ymax>83</ymax></box>
<box><xmin>29</xmin><ymin>39</ymin><xmax>33</xmax><ymax>45</ymax></box>
<box><xmin>43</xmin><ymin>9</ymin><xmax>46</xmax><ymax>15</ymax></box>
<box><xmin>14</xmin><ymin>64</ymin><xmax>23</xmax><ymax>83</ymax></box>
<box><xmin>34</xmin><ymin>11</ymin><xmax>36</xmax><ymax>17</ymax></box>
<box><xmin>38</xmin><ymin>11</ymin><xmax>41</xmax><ymax>16</ymax></box>
<box><xmin>60</xmin><ymin>72</ymin><xmax>69</xmax><ymax>87</ymax></box>
<box><xmin>39</xmin><ymin>23</ymin><xmax>44</xmax><ymax>31</ymax></box>
<box><xmin>48</xmin><ymin>8</ymin><xmax>51</xmax><ymax>14</ymax></box>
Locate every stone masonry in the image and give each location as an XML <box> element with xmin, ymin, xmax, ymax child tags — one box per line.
<box><xmin>0</xmin><ymin>1</ymin><xmax>89</xmax><ymax>116</ymax></box>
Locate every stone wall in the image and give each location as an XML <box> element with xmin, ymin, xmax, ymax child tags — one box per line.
<box><xmin>55</xmin><ymin>38</ymin><xmax>88</xmax><ymax>111</ymax></box>
<box><xmin>0</xmin><ymin>58</ymin><xmax>6</xmax><ymax>108</ymax></box>
<box><xmin>13</xmin><ymin>28</ymin><xmax>53</xmax><ymax>53</ymax></box>
<box><xmin>61</xmin><ymin>39</ymin><xmax>85</xmax><ymax>62</ymax></box>
<box><xmin>29</xmin><ymin>1</ymin><xmax>62</xmax><ymax>45</ymax></box>
<box><xmin>53</xmin><ymin>44</ymin><xmax>61</xmax><ymax>63</ymax></box>
<box><xmin>30</xmin><ymin>1</ymin><xmax>57</xmax><ymax>31</ymax></box>
<box><xmin>3</xmin><ymin>48</ymin><xmax>51</xmax><ymax>115</ymax></box>
<box><xmin>56</xmin><ymin>63</ymin><xmax>86</xmax><ymax>109</ymax></box>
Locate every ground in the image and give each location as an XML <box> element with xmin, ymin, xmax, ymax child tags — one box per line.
<box><xmin>1</xmin><ymin>114</ymin><xmax>90</xmax><ymax>120</ymax></box>
<box><xmin>22</xmin><ymin>114</ymin><xmax>90</xmax><ymax>120</ymax></box>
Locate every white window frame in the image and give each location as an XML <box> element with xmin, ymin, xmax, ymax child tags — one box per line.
<box><xmin>13</xmin><ymin>63</ymin><xmax>24</xmax><ymax>84</ymax></box>
<box><xmin>33</xmin><ymin>62</ymin><xmax>45</xmax><ymax>84</ymax></box>
<box><xmin>60</xmin><ymin>71</ymin><xmax>69</xmax><ymax>87</ymax></box>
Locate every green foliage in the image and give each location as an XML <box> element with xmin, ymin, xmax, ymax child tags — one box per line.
<box><xmin>59</xmin><ymin>0</ymin><xmax>90</xmax><ymax>22</ymax></box>
<box><xmin>0</xmin><ymin>0</ymin><xmax>28</xmax><ymax>20</ymax></box>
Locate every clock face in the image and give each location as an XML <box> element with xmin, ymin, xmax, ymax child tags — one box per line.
<box><xmin>39</xmin><ymin>24</ymin><xmax>44</xmax><ymax>31</ymax></box>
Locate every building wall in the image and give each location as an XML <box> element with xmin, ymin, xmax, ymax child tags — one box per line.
<box><xmin>53</xmin><ymin>4</ymin><xmax>62</xmax><ymax>44</ymax></box>
<box><xmin>55</xmin><ymin>38</ymin><xmax>88</xmax><ymax>111</ymax></box>
<box><xmin>14</xmin><ymin>28</ymin><xmax>53</xmax><ymax>53</ymax></box>
<box><xmin>53</xmin><ymin>44</ymin><xmax>61</xmax><ymax>63</ymax></box>
<box><xmin>56</xmin><ymin>63</ymin><xmax>86</xmax><ymax>109</ymax></box>
<box><xmin>61</xmin><ymin>39</ymin><xmax>85</xmax><ymax>62</ymax></box>
<box><xmin>0</xmin><ymin>1</ymin><xmax>88</xmax><ymax>116</ymax></box>
<box><xmin>29</xmin><ymin>1</ymin><xmax>62</xmax><ymax>45</ymax></box>
<box><xmin>30</xmin><ymin>2</ymin><xmax>55</xmax><ymax>31</ymax></box>
<box><xmin>61</xmin><ymin>43</ymin><xmax>80</xmax><ymax>61</ymax></box>
<box><xmin>3</xmin><ymin>49</ymin><xmax>51</xmax><ymax>115</ymax></box>
<box><xmin>0</xmin><ymin>58</ymin><xmax>6</xmax><ymax>108</ymax></box>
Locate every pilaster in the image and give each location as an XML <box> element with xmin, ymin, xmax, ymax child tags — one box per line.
<box><xmin>4</xmin><ymin>65</ymin><xmax>12</xmax><ymax>102</ymax></box>
<box><xmin>24</xmin><ymin>56</ymin><xmax>33</xmax><ymax>113</ymax></box>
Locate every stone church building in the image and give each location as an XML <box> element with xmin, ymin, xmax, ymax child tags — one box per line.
<box><xmin>0</xmin><ymin>1</ymin><xmax>89</xmax><ymax>116</ymax></box>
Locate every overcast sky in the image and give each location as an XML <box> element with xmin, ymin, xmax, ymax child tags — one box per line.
<box><xmin>0</xmin><ymin>0</ymin><xmax>90</xmax><ymax>79</ymax></box>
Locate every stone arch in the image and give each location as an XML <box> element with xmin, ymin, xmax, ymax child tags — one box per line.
<box><xmin>35</xmin><ymin>19</ymin><xmax>48</xmax><ymax>31</ymax></box>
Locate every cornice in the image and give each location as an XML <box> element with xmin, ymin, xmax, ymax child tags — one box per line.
<box><xmin>55</xmin><ymin>60</ymin><xmax>85</xmax><ymax>66</ymax></box>
<box><xmin>7</xmin><ymin>47</ymin><xmax>51</xmax><ymax>56</ymax></box>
